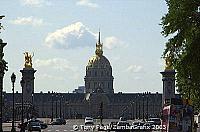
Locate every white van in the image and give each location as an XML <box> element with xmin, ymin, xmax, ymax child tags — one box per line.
<box><xmin>85</xmin><ymin>117</ymin><xmax>94</xmax><ymax>125</ymax></box>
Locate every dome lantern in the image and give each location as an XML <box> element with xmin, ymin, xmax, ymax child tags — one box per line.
<box><xmin>95</xmin><ymin>31</ymin><xmax>103</xmax><ymax>56</ymax></box>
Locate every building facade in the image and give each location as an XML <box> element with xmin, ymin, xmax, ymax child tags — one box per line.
<box><xmin>3</xmin><ymin>92</ymin><xmax>162</xmax><ymax>120</ymax></box>
<box><xmin>2</xmin><ymin>32</ymin><xmax>164</xmax><ymax>120</ymax></box>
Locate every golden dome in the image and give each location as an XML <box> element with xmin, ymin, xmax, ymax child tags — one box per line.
<box><xmin>84</xmin><ymin>31</ymin><xmax>114</xmax><ymax>94</ymax></box>
<box><xmin>86</xmin><ymin>31</ymin><xmax>111</xmax><ymax>68</ymax></box>
<box><xmin>87</xmin><ymin>55</ymin><xmax>111</xmax><ymax>68</ymax></box>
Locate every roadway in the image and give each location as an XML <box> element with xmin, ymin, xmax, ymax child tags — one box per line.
<box><xmin>2</xmin><ymin>119</ymin><xmax>119</xmax><ymax>132</ymax></box>
<box><xmin>2</xmin><ymin>119</ymin><xmax>170</xmax><ymax>132</ymax></box>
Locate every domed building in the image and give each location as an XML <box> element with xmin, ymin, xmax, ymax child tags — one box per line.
<box><xmin>84</xmin><ymin>32</ymin><xmax>114</xmax><ymax>94</ymax></box>
<box><xmin>3</xmin><ymin>32</ymin><xmax>163</xmax><ymax>121</ymax></box>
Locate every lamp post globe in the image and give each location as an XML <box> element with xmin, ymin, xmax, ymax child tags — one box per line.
<box><xmin>11</xmin><ymin>73</ymin><xmax>16</xmax><ymax>84</ymax></box>
<box><xmin>11</xmin><ymin>73</ymin><xmax>16</xmax><ymax>132</ymax></box>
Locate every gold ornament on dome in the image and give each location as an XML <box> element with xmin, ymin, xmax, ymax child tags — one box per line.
<box><xmin>95</xmin><ymin>31</ymin><xmax>103</xmax><ymax>56</ymax></box>
<box><xmin>24</xmin><ymin>52</ymin><xmax>34</xmax><ymax>68</ymax></box>
<box><xmin>95</xmin><ymin>43</ymin><xmax>103</xmax><ymax>56</ymax></box>
<box><xmin>165</xmin><ymin>55</ymin><xmax>173</xmax><ymax>70</ymax></box>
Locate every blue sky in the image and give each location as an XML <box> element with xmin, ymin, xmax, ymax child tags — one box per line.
<box><xmin>1</xmin><ymin>0</ymin><xmax>168</xmax><ymax>93</ymax></box>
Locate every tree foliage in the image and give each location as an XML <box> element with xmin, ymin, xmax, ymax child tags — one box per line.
<box><xmin>161</xmin><ymin>0</ymin><xmax>200</xmax><ymax>110</ymax></box>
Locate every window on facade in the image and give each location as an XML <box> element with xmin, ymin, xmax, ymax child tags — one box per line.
<box><xmin>101</xmin><ymin>71</ymin><xmax>103</xmax><ymax>76</ymax></box>
<box><xmin>94</xmin><ymin>82</ymin><xmax>97</xmax><ymax>88</ymax></box>
<box><xmin>101</xmin><ymin>82</ymin><xmax>104</xmax><ymax>87</ymax></box>
<box><xmin>95</xmin><ymin>71</ymin><xmax>97</xmax><ymax>76</ymax></box>
<box><xmin>89</xmin><ymin>71</ymin><xmax>91</xmax><ymax>76</ymax></box>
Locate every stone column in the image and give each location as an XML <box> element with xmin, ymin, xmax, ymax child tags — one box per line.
<box><xmin>0</xmin><ymin>15</ymin><xmax>8</xmax><ymax>131</ymax></box>
<box><xmin>0</xmin><ymin>39</ymin><xmax>8</xmax><ymax>132</ymax></box>
<box><xmin>20</xmin><ymin>68</ymin><xmax>36</xmax><ymax>103</ymax></box>
<box><xmin>160</xmin><ymin>69</ymin><xmax>176</xmax><ymax>106</ymax></box>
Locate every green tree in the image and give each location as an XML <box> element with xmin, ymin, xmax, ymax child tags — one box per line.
<box><xmin>161</xmin><ymin>0</ymin><xmax>200</xmax><ymax>110</ymax></box>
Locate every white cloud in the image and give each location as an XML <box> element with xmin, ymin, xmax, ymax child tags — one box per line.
<box><xmin>76</xmin><ymin>0</ymin><xmax>99</xmax><ymax>8</ymax></box>
<box><xmin>44</xmin><ymin>22</ymin><xmax>126</xmax><ymax>50</ymax></box>
<box><xmin>134</xmin><ymin>76</ymin><xmax>141</xmax><ymax>80</ymax></box>
<box><xmin>126</xmin><ymin>65</ymin><xmax>143</xmax><ymax>73</ymax></box>
<box><xmin>11</xmin><ymin>16</ymin><xmax>45</xmax><ymax>26</ymax></box>
<box><xmin>20</xmin><ymin>0</ymin><xmax>51</xmax><ymax>7</ymax></box>
<box><xmin>104</xmin><ymin>36</ymin><xmax>124</xmax><ymax>50</ymax></box>
<box><xmin>44</xmin><ymin>22</ymin><xmax>96</xmax><ymax>49</ymax></box>
<box><xmin>34</xmin><ymin>58</ymin><xmax>76</xmax><ymax>72</ymax></box>
<box><xmin>39</xmin><ymin>74</ymin><xmax>65</xmax><ymax>81</ymax></box>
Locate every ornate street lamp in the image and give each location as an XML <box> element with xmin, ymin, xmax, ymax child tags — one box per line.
<box><xmin>188</xmin><ymin>74</ymin><xmax>192</xmax><ymax>132</ymax></box>
<box><xmin>99</xmin><ymin>102</ymin><xmax>103</xmax><ymax>125</ymax></box>
<box><xmin>146</xmin><ymin>92</ymin><xmax>149</xmax><ymax>119</ymax></box>
<box><xmin>137</xmin><ymin>94</ymin><xmax>141</xmax><ymax>119</ymax></box>
<box><xmin>59</xmin><ymin>94</ymin><xmax>63</xmax><ymax>118</ymax></box>
<box><xmin>55</xmin><ymin>93</ymin><xmax>58</xmax><ymax>118</ymax></box>
<box><xmin>64</xmin><ymin>101</ymin><xmax>69</xmax><ymax>119</ymax></box>
<box><xmin>135</xmin><ymin>100</ymin><xmax>138</xmax><ymax>119</ymax></box>
<box><xmin>41</xmin><ymin>92</ymin><xmax>44</xmax><ymax>117</ymax></box>
<box><xmin>142</xmin><ymin>93</ymin><xmax>145</xmax><ymax>121</ymax></box>
<box><xmin>188</xmin><ymin>75</ymin><xmax>191</xmax><ymax>100</ymax></box>
<box><xmin>31</xmin><ymin>92</ymin><xmax>34</xmax><ymax>118</ymax></box>
<box><xmin>20</xmin><ymin>79</ymin><xmax>25</xmax><ymax>132</ymax></box>
<box><xmin>11</xmin><ymin>73</ymin><xmax>16</xmax><ymax>132</ymax></box>
<box><xmin>131</xmin><ymin>101</ymin><xmax>135</xmax><ymax>120</ymax></box>
<box><xmin>51</xmin><ymin>91</ymin><xmax>54</xmax><ymax>122</ymax></box>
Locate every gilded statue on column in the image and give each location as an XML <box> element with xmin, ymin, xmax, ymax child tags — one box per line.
<box><xmin>24</xmin><ymin>52</ymin><xmax>34</xmax><ymax>68</ymax></box>
<box><xmin>165</xmin><ymin>54</ymin><xmax>173</xmax><ymax>70</ymax></box>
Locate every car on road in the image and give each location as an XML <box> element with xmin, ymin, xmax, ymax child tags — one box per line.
<box><xmin>50</xmin><ymin>118</ymin><xmax>66</xmax><ymax>125</ymax></box>
<box><xmin>18</xmin><ymin>119</ymin><xmax>48</xmax><ymax>130</ymax></box>
<box><xmin>32</xmin><ymin>119</ymin><xmax>48</xmax><ymax>129</ymax></box>
<box><xmin>27</xmin><ymin>121</ymin><xmax>41</xmax><ymax>132</ymax></box>
<box><xmin>84</xmin><ymin>117</ymin><xmax>94</xmax><ymax>125</ymax></box>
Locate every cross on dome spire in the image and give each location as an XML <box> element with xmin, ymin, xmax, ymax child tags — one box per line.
<box><xmin>95</xmin><ymin>30</ymin><xmax>103</xmax><ymax>56</ymax></box>
<box><xmin>98</xmin><ymin>29</ymin><xmax>100</xmax><ymax>44</ymax></box>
